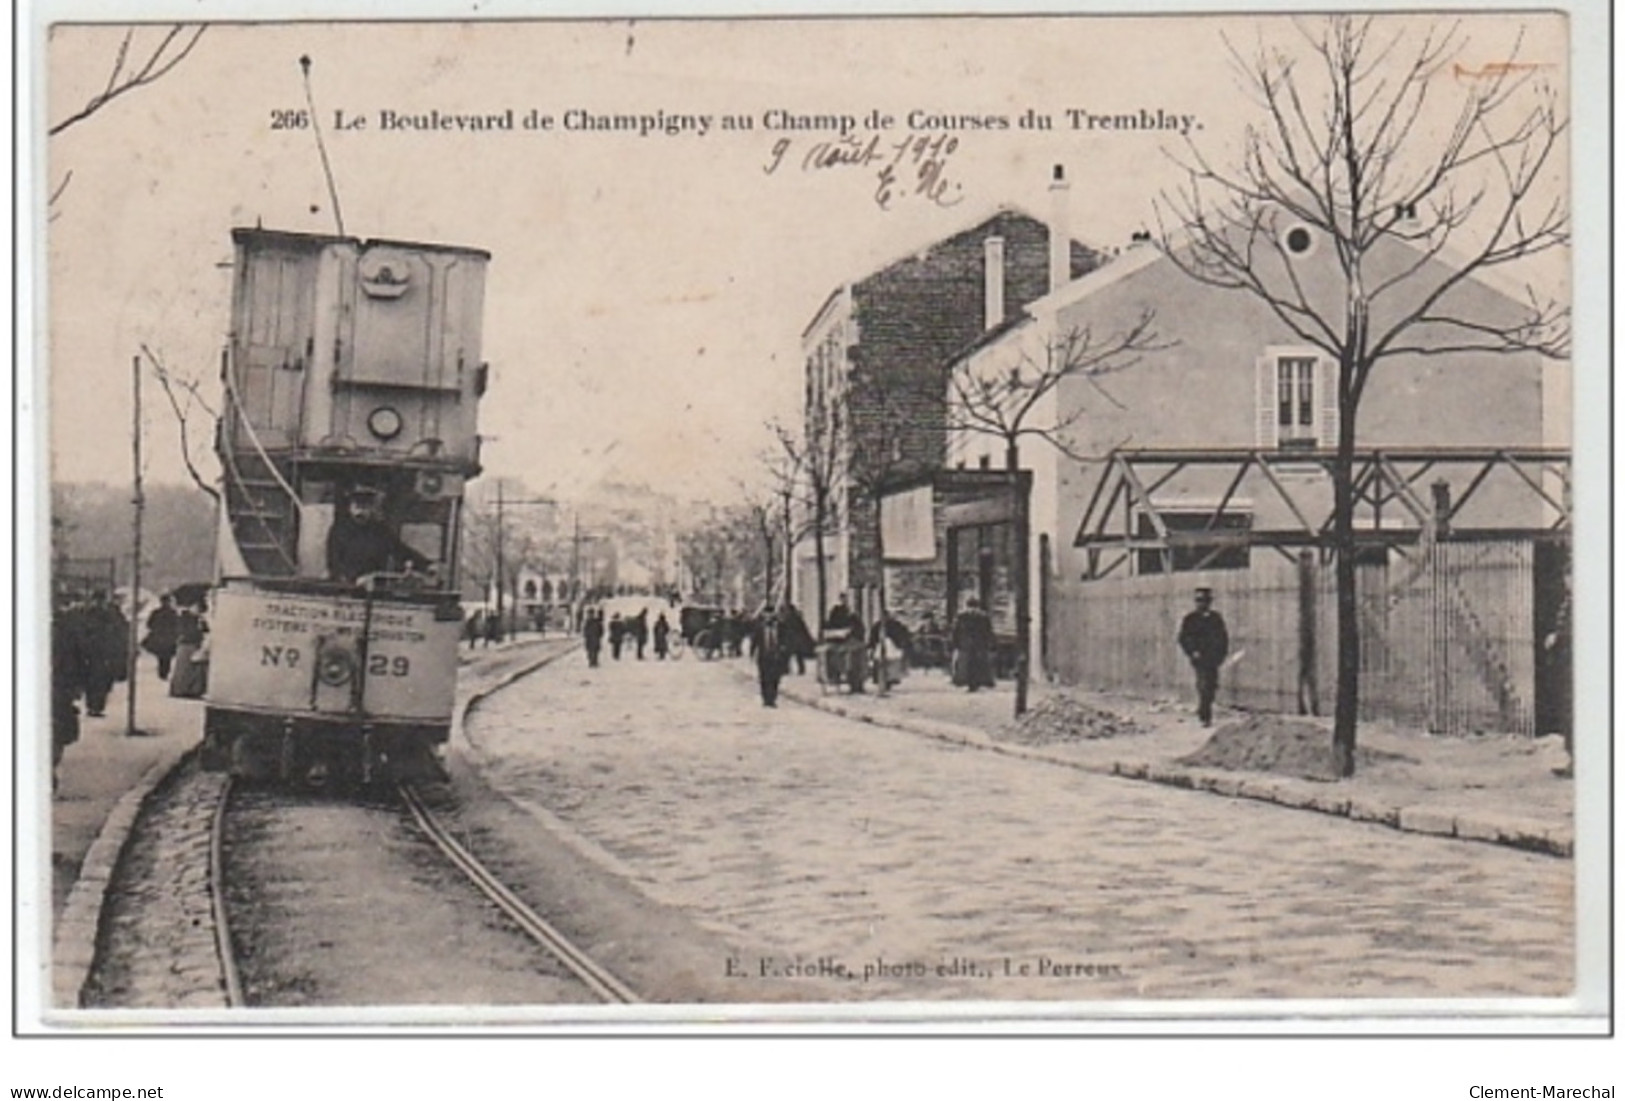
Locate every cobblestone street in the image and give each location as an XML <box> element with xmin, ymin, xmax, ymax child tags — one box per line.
<box><xmin>465</xmin><ymin>652</ymin><xmax>1573</xmax><ymax>1004</ymax></box>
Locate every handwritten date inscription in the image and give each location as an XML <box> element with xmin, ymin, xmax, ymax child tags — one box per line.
<box><xmin>764</xmin><ymin>132</ymin><xmax>965</xmax><ymax>211</ymax></box>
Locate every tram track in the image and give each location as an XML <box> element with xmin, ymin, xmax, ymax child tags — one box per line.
<box><xmin>397</xmin><ymin>783</ymin><xmax>640</xmax><ymax>1004</ymax></box>
<box><xmin>83</xmin><ymin>639</ymin><xmax>644</xmax><ymax>1009</ymax></box>
<box><xmin>197</xmin><ymin>639</ymin><xmax>637</xmax><ymax>1008</ymax></box>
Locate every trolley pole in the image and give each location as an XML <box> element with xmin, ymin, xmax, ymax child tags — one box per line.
<box><xmin>126</xmin><ymin>355</ymin><xmax>144</xmax><ymax>737</ymax></box>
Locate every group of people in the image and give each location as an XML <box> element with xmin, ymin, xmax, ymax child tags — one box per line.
<box><xmin>139</xmin><ymin>592</ymin><xmax>211</xmax><ymax>697</ymax></box>
<box><xmin>556</xmin><ymin>584</ymin><xmax>1234</xmax><ymax>726</ymax></box>
<box><xmin>52</xmin><ymin>591</ymin><xmax>129</xmax><ymax>751</ymax></box>
<box><xmin>580</xmin><ymin>608</ymin><xmax>675</xmax><ymax>666</ymax></box>
<box><xmin>51</xmin><ymin>588</ymin><xmax>210</xmax><ymax>786</ymax></box>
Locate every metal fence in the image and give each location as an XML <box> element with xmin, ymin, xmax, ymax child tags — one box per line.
<box><xmin>1046</xmin><ymin>540</ymin><xmax>1541</xmax><ymax>736</ymax></box>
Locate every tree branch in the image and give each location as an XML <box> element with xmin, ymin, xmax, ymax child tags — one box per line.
<box><xmin>50</xmin><ymin>25</ymin><xmax>207</xmax><ymax>136</ymax></box>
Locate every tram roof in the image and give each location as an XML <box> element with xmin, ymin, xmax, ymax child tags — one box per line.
<box><xmin>231</xmin><ymin>226</ymin><xmax>492</xmax><ymax>261</ymax></box>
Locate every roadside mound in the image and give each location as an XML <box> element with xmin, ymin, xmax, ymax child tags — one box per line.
<box><xmin>996</xmin><ymin>694</ymin><xmax>1146</xmax><ymax>746</ymax></box>
<box><xmin>1177</xmin><ymin>714</ymin><xmax>1410</xmax><ymax>781</ymax></box>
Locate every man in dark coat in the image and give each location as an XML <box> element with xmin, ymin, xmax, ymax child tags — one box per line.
<box><xmin>1177</xmin><ymin>587</ymin><xmax>1230</xmax><ymax>726</ymax></box>
<box><xmin>822</xmin><ymin>595</ymin><xmax>866</xmax><ymax>693</ymax></box>
<box><xmin>950</xmin><ymin>598</ymin><xmax>995</xmax><ymax>692</ymax></box>
<box><xmin>326</xmin><ymin>487</ymin><xmax>430</xmax><ymax>585</ymax></box>
<box><xmin>81</xmin><ymin>591</ymin><xmax>128</xmax><ymax>717</ymax></box>
<box><xmin>779</xmin><ymin>603</ymin><xmax>814</xmax><ymax>675</ymax></box>
<box><xmin>631</xmin><ymin>610</ymin><xmax>649</xmax><ymax>659</ymax></box>
<box><xmin>752</xmin><ymin>605</ymin><xmax>791</xmax><ymax>707</ymax></box>
<box><xmin>608</xmin><ymin>613</ymin><xmax>625</xmax><ymax>660</ymax></box>
<box><xmin>143</xmin><ymin>593</ymin><xmax>181</xmax><ymax>680</ymax></box>
<box><xmin>582</xmin><ymin>608</ymin><xmax>605</xmax><ymax>667</ymax></box>
<box><xmin>52</xmin><ymin>597</ymin><xmax>92</xmax><ymax>784</ymax></box>
<box><xmin>652</xmin><ymin>612</ymin><xmax>671</xmax><ymax>659</ymax></box>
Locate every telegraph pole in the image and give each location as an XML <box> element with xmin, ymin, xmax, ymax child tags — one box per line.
<box><xmin>126</xmin><ymin>355</ymin><xmax>144</xmax><ymax>736</ymax></box>
<box><xmin>494</xmin><ymin>481</ymin><xmax>505</xmax><ymax>631</ymax></box>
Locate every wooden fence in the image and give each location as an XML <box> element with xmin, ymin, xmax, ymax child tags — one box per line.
<box><xmin>1046</xmin><ymin>541</ymin><xmax>1539</xmax><ymax>735</ymax></box>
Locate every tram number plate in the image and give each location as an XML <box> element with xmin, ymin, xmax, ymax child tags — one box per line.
<box><xmin>367</xmin><ymin>654</ymin><xmax>413</xmax><ymax>677</ymax></box>
<box><xmin>260</xmin><ymin>646</ymin><xmax>412</xmax><ymax>677</ymax></box>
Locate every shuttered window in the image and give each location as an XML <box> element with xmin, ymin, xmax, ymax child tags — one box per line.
<box><xmin>1256</xmin><ymin>348</ymin><xmax>1339</xmax><ymax>451</ymax></box>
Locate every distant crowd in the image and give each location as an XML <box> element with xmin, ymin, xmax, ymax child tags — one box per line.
<box><xmin>558</xmin><ymin>594</ymin><xmax>1003</xmax><ymax>711</ymax></box>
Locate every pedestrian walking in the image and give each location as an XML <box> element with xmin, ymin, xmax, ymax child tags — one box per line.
<box><xmin>652</xmin><ymin>612</ymin><xmax>671</xmax><ymax>659</ymax></box>
<box><xmin>1177</xmin><ymin>586</ymin><xmax>1230</xmax><ymax>727</ymax></box>
<box><xmin>780</xmin><ymin>603</ymin><xmax>814</xmax><ymax>675</ymax></box>
<box><xmin>608</xmin><ymin>612</ymin><xmax>625</xmax><ymax>660</ymax></box>
<box><xmin>950</xmin><ymin>598</ymin><xmax>995</xmax><ymax>692</ymax></box>
<box><xmin>632</xmin><ymin>609</ymin><xmax>649</xmax><ymax>659</ymax></box>
<box><xmin>582</xmin><ymin>608</ymin><xmax>605</xmax><ymax>667</ymax></box>
<box><xmin>484</xmin><ymin>608</ymin><xmax>503</xmax><ymax>647</ymax></box>
<box><xmin>81</xmin><ymin>590</ymin><xmax>128</xmax><ymax>717</ymax></box>
<box><xmin>822</xmin><ymin>594</ymin><xmax>866</xmax><ymax>693</ymax></box>
<box><xmin>142</xmin><ymin>593</ymin><xmax>181</xmax><ymax>681</ymax></box>
<box><xmin>169</xmin><ymin>599</ymin><xmax>210</xmax><ymax>699</ymax></box>
<box><xmin>52</xmin><ymin>596</ymin><xmax>91</xmax><ymax>787</ymax></box>
<box><xmin>752</xmin><ymin>604</ymin><xmax>791</xmax><ymax>707</ymax></box>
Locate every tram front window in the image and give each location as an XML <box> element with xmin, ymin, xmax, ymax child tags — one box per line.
<box><xmin>327</xmin><ymin>488</ymin><xmax>432</xmax><ymax>585</ymax></box>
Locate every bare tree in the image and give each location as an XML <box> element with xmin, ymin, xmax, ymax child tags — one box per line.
<box><xmin>772</xmin><ymin>408</ymin><xmax>844</xmax><ymax>625</ymax></box>
<box><xmin>949</xmin><ymin>315</ymin><xmax>1169</xmax><ymax>714</ymax></box>
<box><xmin>1157</xmin><ymin>15</ymin><xmax>1568</xmax><ymax>776</ymax></box>
<box><xmin>732</xmin><ymin>467</ymin><xmax>789</xmax><ymax>610</ymax></box>
<box><xmin>947</xmin><ymin>314</ymin><xmax>1167</xmax><ymax>469</ymax></box>
<box><xmin>49</xmin><ymin>26</ymin><xmax>208</xmax><ymax>212</ymax></box>
<box><xmin>50</xmin><ymin>25</ymin><xmax>208</xmax><ymax>137</ymax></box>
<box><xmin>141</xmin><ymin>345</ymin><xmax>221</xmax><ymax>505</ymax></box>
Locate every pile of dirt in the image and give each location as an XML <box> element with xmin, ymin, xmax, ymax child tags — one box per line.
<box><xmin>1177</xmin><ymin>714</ymin><xmax>1410</xmax><ymax>782</ymax></box>
<box><xmin>995</xmin><ymin>694</ymin><xmax>1146</xmax><ymax>746</ymax></box>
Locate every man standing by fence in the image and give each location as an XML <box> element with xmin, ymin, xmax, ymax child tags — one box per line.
<box><xmin>1178</xmin><ymin>587</ymin><xmax>1229</xmax><ymax>727</ymax></box>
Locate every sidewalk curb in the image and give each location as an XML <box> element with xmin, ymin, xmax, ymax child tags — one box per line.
<box><xmin>777</xmin><ymin>682</ymin><xmax>1573</xmax><ymax>860</ymax></box>
<box><xmin>52</xmin><ymin>739</ymin><xmax>197</xmax><ymax>1010</ymax></box>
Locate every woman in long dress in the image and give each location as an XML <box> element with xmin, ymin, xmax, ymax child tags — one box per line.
<box><xmin>168</xmin><ymin>602</ymin><xmax>210</xmax><ymax>698</ymax></box>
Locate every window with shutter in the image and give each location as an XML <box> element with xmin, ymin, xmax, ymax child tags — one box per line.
<box><xmin>1258</xmin><ymin>347</ymin><xmax>1324</xmax><ymax>452</ymax></box>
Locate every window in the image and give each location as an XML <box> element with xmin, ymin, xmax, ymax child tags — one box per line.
<box><xmin>1135</xmin><ymin>507</ymin><xmax>1252</xmax><ymax>574</ymax></box>
<box><xmin>1277</xmin><ymin>355</ymin><xmax>1316</xmax><ymax>448</ymax></box>
<box><xmin>1257</xmin><ymin>348</ymin><xmax>1338</xmax><ymax>453</ymax></box>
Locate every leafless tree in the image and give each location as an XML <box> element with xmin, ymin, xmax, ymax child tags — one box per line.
<box><xmin>141</xmin><ymin>345</ymin><xmax>220</xmax><ymax>505</ymax></box>
<box><xmin>50</xmin><ymin>25</ymin><xmax>208</xmax><ymax>137</ymax></box>
<box><xmin>49</xmin><ymin>25</ymin><xmax>208</xmax><ymax>212</ymax></box>
<box><xmin>948</xmin><ymin>315</ymin><xmax>1168</xmax><ymax>714</ymax></box>
<box><xmin>772</xmin><ymin>408</ymin><xmax>844</xmax><ymax>624</ymax></box>
<box><xmin>947</xmin><ymin>313</ymin><xmax>1167</xmax><ymax>470</ymax></box>
<box><xmin>1156</xmin><ymin>15</ymin><xmax>1569</xmax><ymax>776</ymax></box>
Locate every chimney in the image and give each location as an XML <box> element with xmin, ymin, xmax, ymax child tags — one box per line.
<box><xmin>1048</xmin><ymin>163</ymin><xmax>1071</xmax><ymax>293</ymax></box>
<box><xmin>983</xmin><ymin>236</ymin><xmax>1005</xmax><ymax>329</ymax></box>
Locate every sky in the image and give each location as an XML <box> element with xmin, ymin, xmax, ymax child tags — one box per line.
<box><xmin>40</xmin><ymin>13</ymin><xmax>1568</xmax><ymax>508</ymax></box>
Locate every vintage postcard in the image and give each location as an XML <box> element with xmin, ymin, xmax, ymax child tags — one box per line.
<box><xmin>16</xmin><ymin>0</ymin><xmax>1610</xmax><ymax>1060</ymax></box>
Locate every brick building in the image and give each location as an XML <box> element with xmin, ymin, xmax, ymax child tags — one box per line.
<box><xmin>793</xmin><ymin>180</ymin><xmax>1101</xmax><ymax>630</ymax></box>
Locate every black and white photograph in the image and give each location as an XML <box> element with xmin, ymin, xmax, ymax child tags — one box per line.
<box><xmin>12</xmin><ymin>0</ymin><xmax>1614</xmax><ymax>1089</ymax></box>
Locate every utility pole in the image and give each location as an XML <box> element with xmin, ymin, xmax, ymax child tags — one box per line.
<box><xmin>494</xmin><ymin>481</ymin><xmax>505</xmax><ymax>631</ymax></box>
<box><xmin>571</xmin><ymin>511</ymin><xmax>581</xmax><ymax>604</ymax></box>
<box><xmin>1007</xmin><ymin>451</ymin><xmax>1031</xmax><ymax>719</ymax></box>
<box><xmin>126</xmin><ymin>355</ymin><xmax>144</xmax><ymax>736</ymax></box>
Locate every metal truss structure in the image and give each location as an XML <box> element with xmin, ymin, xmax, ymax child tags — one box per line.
<box><xmin>1073</xmin><ymin>447</ymin><xmax>1571</xmax><ymax>580</ymax></box>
